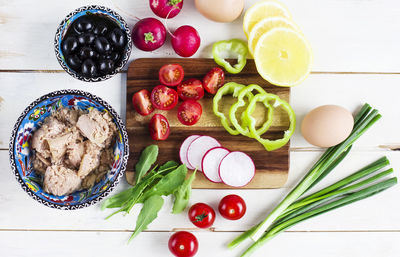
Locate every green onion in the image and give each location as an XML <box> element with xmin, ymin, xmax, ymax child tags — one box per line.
<box><xmin>241</xmin><ymin>177</ymin><xmax>397</xmax><ymax>257</ymax></box>
<box><xmin>248</xmin><ymin>104</ymin><xmax>382</xmax><ymax>241</ymax></box>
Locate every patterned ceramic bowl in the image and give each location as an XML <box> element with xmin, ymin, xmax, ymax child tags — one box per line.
<box><xmin>9</xmin><ymin>90</ymin><xmax>129</xmax><ymax>209</ymax></box>
<box><xmin>54</xmin><ymin>5</ymin><xmax>132</xmax><ymax>82</ymax></box>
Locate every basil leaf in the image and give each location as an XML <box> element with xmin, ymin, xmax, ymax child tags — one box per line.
<box><xmin>135</xmin><ymin>145</ymin><xmax>159</xmax><ymax>184</ymax></box>
<box><xmin>172</xmin><ymin>170</ymin><xmax>196</xmax><ymax>214</ymax></box>
<box><xmin>128</xmin><ymin>195</ymin><xmax>164</xmax><ymax>242</ymax></box>
<box><xmin>141</xmin><ymin>165</ymin><xmax>188</xmax><ymax>201</ymax></box>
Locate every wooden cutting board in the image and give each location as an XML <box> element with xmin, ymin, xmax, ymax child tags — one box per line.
<box><xmin>126</xmin><ymin>58</ymin><xmax>290</xmax><ymax>189</ymax></box>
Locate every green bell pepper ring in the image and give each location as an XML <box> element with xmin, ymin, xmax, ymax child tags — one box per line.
<box><xmin>229</xmin><ymin>84</ymin><xmax>273</xmax><ymax>138</ymax></box>
<box><xmin>245</xmin><ymin>93</ymin><xmax>296</xmax><ymax>151</ymax></box>
<box><xmin>213</xmin><ymin>82</ymin><xmax>249</xmax><ymax>135</ymax></box>
<box><xmin>212</xmin><ymin>39</ymin><xmax>248</xmax><ymax>74</ymax></box>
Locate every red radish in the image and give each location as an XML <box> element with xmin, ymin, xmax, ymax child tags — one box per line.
<box><xmin>180</xmin><ymin>135</ymin><xmax>201</xmax><ymax>169</ymax></box>
<box><xmin>131</xmin><ymin>18</ymin><xmax>166</xmax><ymax>51</ymax></box>
<box><xmin>187</xmin><ymin>136</ymin><xmax>221</xmax><ymax>172</ymax></box>
<box><xmin>171</xmin><ymin>25</ymin><xmax>201</xmax><ymax>57</ymax></box>
<box><xmin>150</xmin><ymin>0</ymin><xmax>183</xmax><ymax>19</ymax></box>
<box><xmin>219</xmin><ymin>151</ymin><xmax>255</xmax><ymax>187</ymax></box>
<box><xmin>201</xmin><ymin>147</ymin><xmax>230</xmax><ymax>183</ymax></box>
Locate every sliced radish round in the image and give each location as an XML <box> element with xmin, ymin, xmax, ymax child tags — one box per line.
<box><xmin>180</xmin><ymin>135</ymin><xmax>201</xmax><ymax>169</ymax></box>
<box><xmin>201</xmin><ymin>147</ymin><xmax>230</xmax><ymax>183</ymax></box>
<box><xmin>187</xmin><ymin>136</ymin><xmax>221</xmax><ymax>172</ymax></box>
<box><xmin>219</xmin><ymin>152</ymin><xmax>255</xmax><ymax>187</ymax></box>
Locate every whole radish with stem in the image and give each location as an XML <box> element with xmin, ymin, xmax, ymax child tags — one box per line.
<box><xmin>131</xmin><ymin>17</ymin><xmax>166</xmax><ymax>51</ymax></box>
<box><xmin>150</xmin><ymin>0</ymin><xmax>183</xmax><ymax>19</ymax></box>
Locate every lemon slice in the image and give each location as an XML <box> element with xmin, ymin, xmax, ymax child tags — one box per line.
<box><xmin>248</xmin><ymin>16</ymin><xmax>299</xmax><ymax>56</ymax></box>
<box><xmin>243</xmin><ymin>0</ymin><xmax>291</xmax><ymax>37</ymax></box>
<box><xmin>254</xmin><ymin>27</ymin><xmax>313</xmax><ymax>87</ymax></box>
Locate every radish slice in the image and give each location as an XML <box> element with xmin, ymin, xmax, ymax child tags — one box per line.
<box><xmin>187</xmin><ymin>136</ymin><xmax>221</xmax><ymax>172</ymax></box>
<box><xmin>201</xmin><ymin>147</ymin><xmax>230</xmax><ymax>183</ymax></box>
<box><xmin>219</xmin><ymin>152</ymin><xmax>255</xmax><ymax>187</ymax></box>
<box><xmin>180</xmin><ymin>135</ymin><xmax>201</xmax><ymax>169</ymax></box>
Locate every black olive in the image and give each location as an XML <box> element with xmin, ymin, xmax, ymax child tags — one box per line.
<box><xmin>73</xmin><ymin>16</ymin><xmax>93</xmax><ymax>34</ymax></box>
<box><xmin>98</xmin><ymin>59</ymin><xmax>115</xmax><ymax>75</ymax></box>
<box><xmin>77</xmin><ymin>33</ymin><xmax>95</xmax><ymax>45</ymax></box>
<box><xmin>66</xmin><ymin>55</ymin><xmax>82</xmax><ymax>71</ymax></box>
<box><xmin>61</xmin><ymin>36</ymin><xmax>79</xmax><ymax>55</ymax></box>
<box><xmin>94</xmin><ymin>37</ymin><xmax>112</xmax><ymax>54</ymax></box>
<box><xmin>78</xmin><ymin>46</ymin><xmax>97</xmax><ymax>60</ymax></box>
<box><xmin>108</xmin><ymin>52</ymin><xmax>119</xmax><ymax>62</ymax></box>
<box><xmin>93</xmin><ymin>22</ymin><xmax>108</xmax><ymax>36</ymax></box>
<box><xmin>108</xmin><ymin>28</ymin><xmax>126</xmax><ymax>49</ymax></box>
<box><xmin>81</xmin><ymin>59</ymin><xmax>97</xmax><ymax>78</ymax></box>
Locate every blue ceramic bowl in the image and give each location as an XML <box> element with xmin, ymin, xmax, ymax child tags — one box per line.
<box><xmin>9</xmin><ymin>90</ymin><xmax>129</xmax><ymax>210</ymax></box>
<box><xmin>54</xmin><ymin>5</ymin><xmax>132</xmax><ymax>82</ymax></box>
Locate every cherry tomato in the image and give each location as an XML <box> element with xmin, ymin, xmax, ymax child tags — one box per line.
<box><xmin>132</xmin><ymin>89</ymin><xmax>154</xmax><ymax>116</ymax></box>
<box><xmin>159</xmin><ymin>64</ymin><xmax>184</xmax><ymax>87</ymax></box>
<box><xmin>177</xmin><ymin>100</ymin><xmax>202</xmax><ymax>126</ymax></box>
<box><xmin>168</xmin><ymin>231</ymin><xmax>198</xmax><ymax>257</ymax></box>
<box><xmin>202</xmin><ymin>67</ymin><xmax>225</xmax><ymax>94</ymax></box>
<box><xmin>188</xmin><ymin>203</ymin><xmax>215</xmax><ymax>228</ymax></box>
<box><xmin>149</xmin><ymin>114</ymin><xmax>170</xmax><ymax>140</ymax></box>
<box><xmin>177</xmin><ymin>79</ymin><xmax>204</xmax><ymax>101</ymax></box>
<box><xmin>150</xmin><ymin>85</ymin><xmax>178</xmax><ymax>110</ymax></box>
<box><xmin>218</xmin><ymin>194</ymin><xmax>246</xmax><ymax>220</ymax></box>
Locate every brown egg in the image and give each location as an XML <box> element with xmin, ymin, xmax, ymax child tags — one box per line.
<box><xmin>301</xmin><ymin>105</ymin><xmax>354</xmax><ymax>148</ymax></box>
<box><xmin>195</xmin><ymin>0</ymin><xmax>244</xmax><ymax>23</ymax></box>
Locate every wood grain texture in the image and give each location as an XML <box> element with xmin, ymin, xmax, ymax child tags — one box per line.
<box><xmin>126</xmin><ymin>58</ymin><xmax>290</xmax><ymax>188</ymax></box>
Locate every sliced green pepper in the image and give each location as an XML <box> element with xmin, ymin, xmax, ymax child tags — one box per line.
<box><xmin>245</xmin><ymin>93</ymin><xmax>296</xmax><ymax>151</ymax></box>
<box><xmin>229</xmin><ymin>84</ymin><xmax>273</xmax><ymax>138</ymax></box>
<box><xmin>212</xmin><ymin>39</ymin><xmax>248</xmax><ymax>74</ymax></box>
<box><xmin>213</xmin><ymin>82</ymin><xmax>250</xmax><ymax>135</ymax></box>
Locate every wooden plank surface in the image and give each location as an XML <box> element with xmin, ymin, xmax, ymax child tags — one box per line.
<box><xmin>126</xmin><ymin>58</ymin><xmax>290</xmax><ymax>188</ymax></box>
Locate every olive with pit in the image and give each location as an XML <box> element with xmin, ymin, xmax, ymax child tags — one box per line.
<box><xmin>77</xmin><ymin>33</ymin><xmax>96</xmax><ymax>45</ymax></box>
<box><xmin>62</xmin><ymin>36</ymin><xmax>79</xmax><ymax>55</ymax></box>
<box><xmin>98</xmin><ymin>59</ymin><xmax>115</xmax><ymax>75</ymax></box>
<box><xmin>66</xmin><ymin>55</ymin><xmax>82</xmax><ymax>70</ymax></box>
<box><xmin>73</xmin><ymin>17</ymin><xmax>93</xmax><ymax>34</ymax></box>
<box><xmin>78</xmin><ymin>47</ymin><xmax>97</xmax><ymax>60</ymax></box>
<box><xmin>94</xmin><ymin>37</ymin><xmax>112</xmax><ymax>54</ymax></box>
<box><xmin>109</xmin><ymin>52</ymin><xmax>120</xmax><ymax>62</ymax></box>
<box><xmin>93</xmin><ymin>22</ymin><xmax>108</xmax><ymax>36</ymax></box>
<box><xmin>81</xmin><ymin>59</ymin><xmax>97</xmax><ymax>78</ymax></box>
<box><xmin>108</xmin><ymin>28</ymin><xmax>126</xmax><ymax>49</ymax></box>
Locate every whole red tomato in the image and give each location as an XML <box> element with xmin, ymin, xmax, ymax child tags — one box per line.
<box><xmin>168</xmin><ymin>231</ymin><xmax>198</xmax><ymax>257</ymax></box>
<box><xmin>188</xmin><ymin>203</ymin><xmax>215</xmax><ymax>228</ymax></box>
<box><xmin>218</xmin><ymin>194</ymin><xmax>246</xmax><ymax>220</ymax></box>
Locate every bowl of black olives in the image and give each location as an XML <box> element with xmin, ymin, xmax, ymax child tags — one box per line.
<box><xmin>55</xmin><ymin>5</ymin><xmax>132</xmax><ymax>82</ymax></box>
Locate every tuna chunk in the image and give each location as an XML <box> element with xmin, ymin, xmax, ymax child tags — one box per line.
<box><xmin>65</xmin><ymin>141</ymin><xmax>85</xmax><ymax>169</ymax></box>
<box><xmin>32</xmin><ymin>153</ymin><xmax>50</xmax><ymax>175</ymax></box>
<box><xmin>76</xmin><ymin>109</ymin><xmax>114</xmax><ymax>147</ymax></box>
<box><xmin>43</xmin><ymin>165</ymin><xmax>82</xmax><ymax>196</ymax></box>
<box><xmin>54</xmin><ymin>107</ymin><xmax>80</xmax><ymax>126</ymax></box>
<box><xmin>46</xmin><ymin>133</ymin><xmax>70</xmax><ymax>162</ymax></box>
<box><xmin>77</xmin><ymin>141</ymin><xmax>101</xmax><ymax>178</ymax></box>
<box><xmin>31</xmin><ymin>117</ymin><xmax>66</xmax><ymax>158</ymax></box>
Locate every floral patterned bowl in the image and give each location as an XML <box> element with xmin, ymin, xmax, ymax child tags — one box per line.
<box><xmin>9</xmin><ymin>90</ymin><xmax>129</xmax><ymax>210</ymax></box>
<box><xmin>54</xmin><ymin>5</ymin><xmax>132</xmax><ymax>82</ymax></box>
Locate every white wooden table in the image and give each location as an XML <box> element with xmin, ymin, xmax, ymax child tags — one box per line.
<box><xmin>1</xmin><ymin>0</ymin><xmax>399</xmax><ymax>256</ymax></box>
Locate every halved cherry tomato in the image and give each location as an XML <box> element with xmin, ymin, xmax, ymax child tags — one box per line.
<box><xmin>188</xmin><ymin>203</ymin><xmax>215</xmax><ymax>229</ymax></box>
<box><xmin>202</xmin><ymin>67</ymin><xmax>225</xmax><ymax>94</ymax></box>
<box><xmin>132</xmin><ymin>89</ymin><xmax>154</xmax><ymax>116</ymax></box>
<box><xmin>177</xmin><ymin>100</ymin><xmax>202</xmax><ymax>126</ymax></box>
<box><xmin>150</xmin><ymin>85</ymin><xmax>178</xmax><ymax>110</ymax></box>
<box><xmin>218</xmin><ymin>194</ymin><xmax>246</xmax><ymax>220</ymax></box>
<box><xmin>149</xmin><ymin>114</ymin><xmax>170</xmax><ymax>140</ymax></box>
<box><xmin>177</xmin><ymin>79</ymin><xmax>204</xmax><ymax>101</ymax></box>
<box><xmin>159</xmin><ymin>64</ymin><xmax>184</xmax><ymax>87</ymax></box>
<box><xmin>168</xmin><ymin>231</ymin><xmax>198</xmax><ymax>257</ymax></box>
